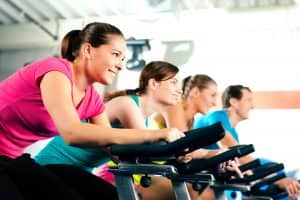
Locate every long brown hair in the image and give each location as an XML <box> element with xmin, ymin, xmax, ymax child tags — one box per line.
<box><xmin>60</xmin><ymin>22</ymin><xmax>124</xmax><ymax>61</ymax></box>
<box><xmin>104</xmin><ymin>61</ymin><xmax>179</xmax><ymax>102</ymax></box>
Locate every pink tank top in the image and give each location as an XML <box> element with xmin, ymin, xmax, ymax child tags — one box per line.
<box><xmin>0</xmin><ymin>57</ymin><xmax>105</xmax><ymax>158</ymax></box>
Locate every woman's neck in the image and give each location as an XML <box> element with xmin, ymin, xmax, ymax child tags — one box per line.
<box><xmin>69</xmin><ymin>60</ymin><xmax>89</xmax><ymax>91</ymax></box>
<box><xmin>182</xmin><ymin>99</ymin><xmax>197</xmax><ymax>129</ymax></box>
<box><xmin>139</xmin><ymin>95</ymin><xmax>157</xmax><ymax>118</ymax></box>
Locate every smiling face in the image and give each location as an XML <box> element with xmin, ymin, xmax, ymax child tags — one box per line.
<box><xmin>193</xmin><ymin>82</ymin><xmax>218</xmax><ymax>114</ymax></box>
<box><xmin>153</xmin><ymin>74</ymin><xmax>183</xmax><ymax>106</ymax></box>
<box><xmin>86</xmin><ymin>34</ymin><xmax>126</xmax><ymax>85</ymax></box>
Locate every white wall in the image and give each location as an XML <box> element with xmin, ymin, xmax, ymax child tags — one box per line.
<box><xmin>237</xmin><ymin>109</ymin><xmax>300</xmax><ymax>172</ymax></box>
<box><xmin>115</xmin><ymin>8</ymin><xmax>300</xmax><ymax>91</ymax></box>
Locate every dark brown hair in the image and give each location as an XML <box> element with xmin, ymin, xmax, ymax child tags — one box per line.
<box><xmin>104</xmin><ymin>61</ymin><xmax>179</xmax><ymax>102</ymax></box>
<box><xmin>61</xmin><ymin>22</ymin><xmax>124</xmax><ymax>61</ymax></box>
<box><xmin>222</xmin><ymin>85</ymin><xmax>252</xmax><ymax>108</ymax></box>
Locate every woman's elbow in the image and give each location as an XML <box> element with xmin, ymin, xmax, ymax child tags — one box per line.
<box><xmin>59</xmin><ymin>129</ymin><xmax>77</xmax><ymax>145</ymax></box>
<box><xmin>56</xmin><ymin>123</ymin><xmax>80</xmax><ymax>145</ymax></box>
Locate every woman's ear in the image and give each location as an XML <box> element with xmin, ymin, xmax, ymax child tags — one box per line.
<box><xmin>148</xmin><ymin>78</ymin><xmax>158</xmax><ymax>90</ymax></box>
<box><xmin>189</xmin><ymin>87</ymin><xmax>200</xmax><ymax>98</ymax></box>
<box><xmin>82</xmin><ymin>43</ymin><xmax>92</xmax><ymax>59</ymax></box>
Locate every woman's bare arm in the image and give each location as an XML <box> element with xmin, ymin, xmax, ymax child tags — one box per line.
<box><xmin>40</xmin><ymin>72</ymin><xmax>183</xmax><ymax>147</ymax></box>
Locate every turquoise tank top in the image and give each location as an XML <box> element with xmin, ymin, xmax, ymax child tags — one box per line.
<box><xmin>34</xmin><ymin>94</ymin><xmax>148</xmax><ymax>172</ymax></box>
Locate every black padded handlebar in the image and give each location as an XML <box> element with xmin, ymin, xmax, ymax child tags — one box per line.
<box><xmin>251</xmin><ymin>173</ymin><xmax>286</xmax><ymax>191</ymax></box>
<box><xmin>239</xmin><ymin>159</ymin><xmax>261</xmax><ymax>172</ymax></box>
<box><xmin>110</xmin><ymin>122</ymin><xmax>225</xmax><ymax>158</ymax></box>
<box><xmin>176</xmin><ymin>144</ymin><xmax>255</xmax><ymax>174</ymax></box>
<box><xmin>229</xmin><ymin>162</ymin><xmax>284</xmax><ymax>183</ymax></box>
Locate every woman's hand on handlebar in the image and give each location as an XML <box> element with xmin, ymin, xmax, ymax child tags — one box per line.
<box><xmin>177</xmin><ymin>153</ymin><xmax>193</xmax><ymax>163</ymax></box>
<box><xmin>162</xmin><ymin>128</ymin><xmax>185</xmax><ymax>143</ymax></box>
<box><xmin>177</xmin><ymin>148</ymin><xmax>210</xmax><ymax>163</ymax></box>
<box><xmin>219</xmin><ymin>157</ymin><xmax>244</xmax><ymax>178</ymax></box>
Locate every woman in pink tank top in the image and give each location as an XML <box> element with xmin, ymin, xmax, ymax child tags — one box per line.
<box><xmin>0</xmin><ymin>22</ymin><xmax>184</xmax><ymax>200</ymax></box>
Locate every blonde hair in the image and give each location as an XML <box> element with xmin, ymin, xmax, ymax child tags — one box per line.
<box><xmin>182</xmin><ymin>74</ymin><xmax>216</xmax><ymax>99</ymax></box>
